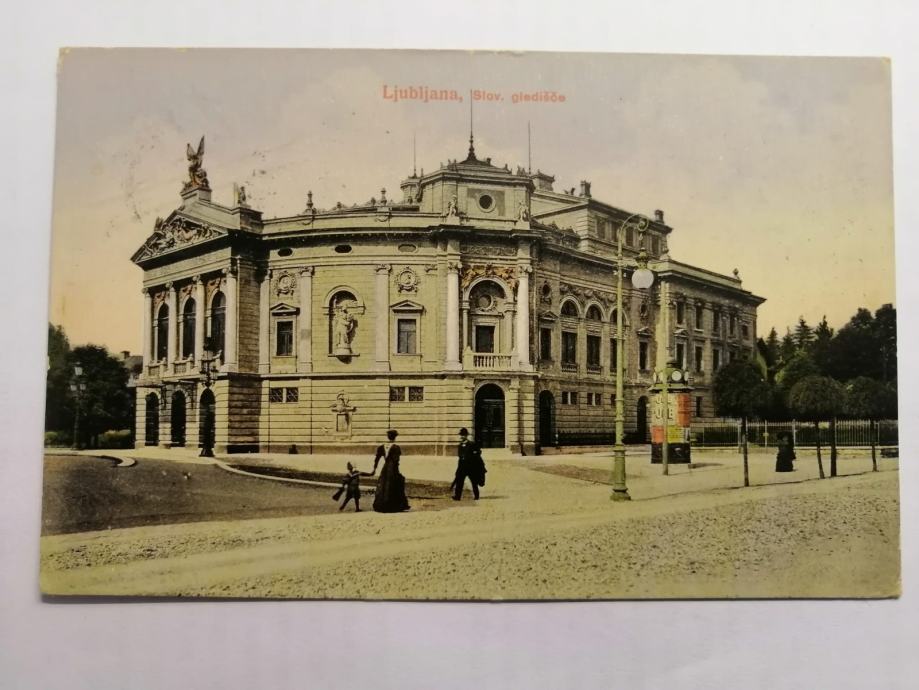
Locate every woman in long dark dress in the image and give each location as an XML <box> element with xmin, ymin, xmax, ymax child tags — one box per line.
<box><xmin>775</xmin><ymin>431</ymin><xmax>796</xmax><ymax>472</ymax></box>
<box><xmin>372</xmin><ymin>429</ymin><xmax>410</xmax><ymax>513</ymax></box>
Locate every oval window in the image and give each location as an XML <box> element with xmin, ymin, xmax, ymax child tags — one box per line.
<box><xmin>334</xmin><ymin>245</ymin><xmax>352</xmax><ymax>254</ymax></box>
<box><xmin>478</xmin><ymin>194</ymin><xmax>494</xmax><ymax>211</ymax></box>
<box><xmin>277</xmin><ymin>247</ymin><xmax>293</xmax><ymax>257</ymax></box>
<box><xmin>398</xmin><ymin>243</ymin><xmax>417</xmax><ymax>253</ymax></box>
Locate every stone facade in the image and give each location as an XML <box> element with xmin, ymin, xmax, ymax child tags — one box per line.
<box><xmin>132</xmin><ymin>139</ymin><xmax>764</xmax><ymax>455</ymax></box>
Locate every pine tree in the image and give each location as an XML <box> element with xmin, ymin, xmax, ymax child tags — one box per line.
<box><xmin>793</xmin><ymin>316</ymin><xmax>815</xmax><ymax>351</ymax></box>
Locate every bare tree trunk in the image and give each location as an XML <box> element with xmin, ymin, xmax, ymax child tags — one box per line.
<box><xmin>830</xmin><ymin>417</ymin><xmax>838</xmax><ymax>478</ymax></box>
<box><xmin>815</xmin><ymin>421</ymin><xmax>825</xmax><ymax>479</ymax></box>
<box><xmin>871</xmin><ymin>419</ymin><xmax>878</xmax><ymax>472</ymax></box>
<box><xmin>742</xmin><ymin>416</ymin><xmax>750</xmax><ymax>487</ymax></box>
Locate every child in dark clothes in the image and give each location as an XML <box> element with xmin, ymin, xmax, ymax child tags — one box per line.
<box><xmin>338</xmin><ymin>461</ymin><xmax>375</xmax><ymax>512</ymax></box>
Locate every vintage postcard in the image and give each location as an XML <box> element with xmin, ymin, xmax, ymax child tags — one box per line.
<box><xmin>41</xmin><ymin>49</ymin><xmax>898</xmax><ymax>599</ymax></box>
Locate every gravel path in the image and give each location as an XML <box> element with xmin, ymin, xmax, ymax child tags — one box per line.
<box><xmin>41</xmin><ymin>470</ymin><xmax>899</xmax><ymax>599</ymax></box>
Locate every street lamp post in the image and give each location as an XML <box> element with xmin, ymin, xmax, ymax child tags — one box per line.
<box><xmin>611</xmin><ymin>214</ymin><xmax>655</xmax><ymax>501</ymax></box>
<box><xmin>199</xmin><ymin>337</ymin><xmax>216</xmax><ymax>458</ymax></box>
<box><xmin>69</xmin><ymin>365</ymin><xmax>86</xmax><ymax>450</ymax></box>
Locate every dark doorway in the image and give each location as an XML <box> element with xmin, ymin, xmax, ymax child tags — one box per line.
<box><xmin>636</xmin><ymin>396</ymin><xmax>649</xmax><ymax>442</ymax></box>
<box><xmin>199</xmin><ymin>389</ymin><xmax>216</xmax><ymax>452</ymax></box>
<box><xmin>145</xmin><ymin>393</ymin><xmax>159</xmax><ymax>446</ymax></box>
<box><xmin>538</xmin><ymin>390</ymin><xmax>555</xmax><ymax>450</ymax></box>
<box><xmin>475</xmin><ymin>384</ymin><xmax>505</xmax><ymax>448</ymax></box>
<box><xmin>170</xmin><ymin>391</ymin><xmax>186</xmax><ymax>446</ymax></box>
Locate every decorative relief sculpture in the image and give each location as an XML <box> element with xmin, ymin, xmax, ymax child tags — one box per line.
<box><xmin>395</xmin><ymin>266</ymin><xmax>419</xmax><ymax>293</ymax></box>
<box><xmin>442</xmin><ymin>194</ymin><xmax>461</xmax><ymax>220</ymax></box>
<box><xmin>460</xmin><ymin>263</ymin><xmax>518</xmax><ymax>293</ymax></box>
<box><xmin>135</xmin><ymin>216</ymin><xmax>223</xmax><ymax>260</ymax></box>
<box><xmin>274</xmin><ymin>271</ymin><xmax>297</xmax><ymax>297</ymax></box>
<box><xmin>331</xmin><ymin>391</ymin><xmax>357</xmax><ymax>433</ymax></box>
<box><xmin>460</xmin><ymin>243</ymin><xmax>516</xmax><ymax>257</ymax></box>
<box><xmin>182</xmin><ymin>136</ymin><xmax>210</xmax><ymax>192</ymax></box>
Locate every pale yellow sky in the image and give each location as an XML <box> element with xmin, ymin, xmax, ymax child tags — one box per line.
<box><xmin>49</xmin><ymin>49</ymin><xmax>894</xmax><ymax>352</ymax></box>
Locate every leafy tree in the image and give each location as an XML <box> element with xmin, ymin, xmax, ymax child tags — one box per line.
<box><xmin>45</xmin><ymin>324</ymin><xmax>75</xmax><ymax>437</ymax></box>
<box><xmin>774</xmin><ymin>351</ymin><xmax>820</xmax><ymax>416</ymax></box>
<box><xmin>873</xmin><ymin>303</ymin><xmax>897</xmax><ymax>384</ymax></box>
<box><xmin>70</xmin><ymin>345</ymin><xmax>133</xmax><ymax>448</ymax></box>
<box><xmin>845</xmin><ymin>377</ymin><xmax>897</xmax><ymax>472</ymax></box>
<box><xmin>788</xmin><ymin>376</ymin><xmax>847</xmax><ymax>479</ymax></box>
<box><xmin>713</xmin><ymin>359</ymin><xmax>771</xmax><ymax>487</ymax></box>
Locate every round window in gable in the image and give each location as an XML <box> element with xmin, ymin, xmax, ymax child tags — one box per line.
<box><xmin>334</xmin><ymin>244</ymin><xmax>352</xmax><ymax>254</ymax></box>
<box><xmin>478</xmin><ymin>194</ymin><xmax>494</xmax><ymax>211</ymax></box>
<box><xmin>277</xmin><ymin>247</ymin><xmax>293</xmax><ymax>257</ymax></box>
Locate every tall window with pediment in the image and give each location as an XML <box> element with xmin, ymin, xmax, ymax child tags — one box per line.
<box><xmin>181</xmin><ymin>298</ymin><xmax>196</xmax><ymax>359</ymax></box>
<box><xmin>209</xmin><ymin>291</ymin><xmax>226</xmax><ymax>355</ymax></box>
<box><xmin>155</xmin><ymin>302</ymin><xmax>169</xmax><ymax>361</ymax></box>
<box><xmin>468</xmin><ymin>280</ymin><xmax>508</xmax><ymax>354</ymax></box>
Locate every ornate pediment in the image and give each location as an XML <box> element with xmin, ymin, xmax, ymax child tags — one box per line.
<box><xmin>132</xmin><ymin>214</ymin><xmax>227</xmax><ymax>262</ymax></box>
<box><xmin>270</xmin><ymin>302</ymin><xmax>299</xmax><ymax>316</ymax></box>
<box><xmin>391</xmin><ymin>299</ymin><xmax>425</xmax><ymax>313</ymax></box>
<box><xmin>538</xmin><ymin>310</ymin><xmax>558</xmax><ymax>322</ymax></box>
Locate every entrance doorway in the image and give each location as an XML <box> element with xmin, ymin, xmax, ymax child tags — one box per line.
<box><xmin>538</xmin><ymin>390</ymin><xmax>555</xmax><ymax>449</ymax></box>
<box><xmin>170</xmin><ymin>391</ymin><xmax>186</xmax><ymax>446</ymax></box>
<box><xmin>199</xmin><ymin>389</ymin><xmax>216</xmax><ymax>452</ymax></box>
<box><xmin>636</xmin><ymin>396</ymin><xmax>649</xmax><ymax>442</ymax></box>
<box><xmin>474</xmin><ymin>384</ymin><xmax>505</xmax><ymax>448</ymax></box>
<box><xmin>144</xmin><ymin>393</ymin><xmax>159</xmax><ymax>446</ymax></box>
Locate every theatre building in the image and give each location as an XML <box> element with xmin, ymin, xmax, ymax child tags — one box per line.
<box><xmin>131</xmin><ymin>137</ymin><xmax>765</xmax><ymax>455</ymax></box>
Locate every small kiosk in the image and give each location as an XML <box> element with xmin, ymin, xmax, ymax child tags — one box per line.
<box><xmin>649</xmin><ymin>363</ymin><xmax>693</xmax><ymax>463</ymax></box>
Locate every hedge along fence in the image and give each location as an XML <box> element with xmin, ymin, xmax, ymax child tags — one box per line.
<box><xmin>691</xmin><ymin>419</ymin><xmax>898</xmax><ymax>448</ymax></box>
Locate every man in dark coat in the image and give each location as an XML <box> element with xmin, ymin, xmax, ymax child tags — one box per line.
<box><xmin>453</xmin><ymin>427</ymin><xmax>486</xmax><ymax>500</ymax></box>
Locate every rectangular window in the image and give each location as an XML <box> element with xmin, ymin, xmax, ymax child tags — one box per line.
<box><xmin>389</xmin><ymin>386</ymin><xmax>405</xmax><ymax>402</ymax></box>
<box><xmin>561</xmin><ymin>391</ymin><xmax>570</xmax><ymax>405</ymax></box>
<box><xmin>676</xmin><ymin>303</ymin><xmax>685</xmax><ymax>326</ymax></box>
<box><xmin>609</xmin><ymin>339</ymin><xmax>617</xmax><ymax>370</ymax></box>
<box><xmin>540</xmin><ymin>328</ymin><xmax>552</xmax><ymax>361</ymax></box>
<box><xmin>742</xmin><ymin>324</ymin><xmax>750</xmax><ymax>339</ymax></box>
<box><xmin>276</xmin><ymin>320</ymin><xmax>294</xmax><ymax>356</ymax></box>
<box><xmin>695</xmin><ymin>304</ymin><xmax>704</xmax><ymax>330</ymax></box>
<box><xmin>610</xmin><ymin>394</ymin><xmax>616</xmax><ymax>406</ymax></box>
<box><xmin>397</xmin><ymin>318</ymin><xmax>417</xmax><ymax>354</ymax></box>
<box><xmin>626</xmin><ymin>227</ymin><xmax>634</xmax><ymax>246</ymax></box>
<box><xmin>562</xmin><ymin>331</ymin><xmax>578</xmax><ymax>365</ymax></box>
<box><xmin>676</xmin><ymin>343</ymin><xmax>685</xmax><ymax>369</ymax></box>
<box><xmin>650</xmin><ymin>236</ymin><xmax>660</xmax><ymax>255</ymax></box>
<box><xmin>713</xmin><ymin>349</ymin><xmax>721</xmax><ymax>371</ymax></box>
<box><xmin>729</xmin><ymin>314</ymin><xmax>737</xmax><ymax>336</ymax></box>
<box><xmin>285</xmin><ymin>387</ymin><xmax>299</xmax><ymax>403</ymax></box>
<box><xmin>587</xmin><ymin>335</ymin><xmax>601</xmax><ymax>369</ymax></box>
<box><xmin>269</xmin><ymin>388</ymin><xmax>284</xmax><ymax>403</ymax></box>
<box><xmin>695</xmin><ymin>396</ymin><xmax>703</xmax><ymax>417</ymax></box>
<box><xmin>639</xmin><ymin>341</ymin><xmax>649</xmax><ymax>371</ymax></box>
<box><xmin>570</xmin><ymin>391</ymin><xmax>579</xmax><ymax>406</ymax></box>
<box><xmin>712</xmin><ymin>311</ymin><xmax>722</xmax><ymax>335</ymax></box>
<box><xmin>695</xmin><ymin>346</ymin><xmax>703</xmax><ymax>373</ymax></box>
<box><xmin>408</xmin><ymin>386</ymin><xmax>424</xmax><ymax>402</ymax></box>
<box><xmin>475</xmin><ymin>325</ymin><xmax>495</xmax><ymax>353</ymax></box>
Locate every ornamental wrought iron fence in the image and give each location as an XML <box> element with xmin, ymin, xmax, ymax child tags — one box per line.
<box><xmin>690</xmin><ymin>419</ymin><xmax>898</xmax><ymax>448</ymax></box>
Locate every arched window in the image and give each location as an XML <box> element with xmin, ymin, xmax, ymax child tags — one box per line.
<box><xmin>155</xmin><ymin>303</ymin><xmax>169</xmax><ymax>361</ymax></box>
<box><xmin>586</xmin><ymin>305</ymin><xmax>602</xmax><ymax>321</ymax></box>
<box><xmin>209</xmin><ymin>291</ymin><xmax>226</xmax><ymax>355</ymax></box>
<box><xmin>181</xmin><ymin>298</ymin><xmax>196</xmax><ymax>359</ymax></box>
<box><xmin>560</xmin><ymin>300</ymin><xmax>579</xmax><ymax>318</ymax></box>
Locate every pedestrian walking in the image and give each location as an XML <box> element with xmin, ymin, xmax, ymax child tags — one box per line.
<box><xmin>334</xmin><ymin>461</ymin><xmax>374</xmax><ymax>512</ymax></box>
<box><xmin>372</xmin><ymin>429</ymin><xmax>411</xmax><ymax>513</ymax></box>
<box><xmin>775</xmin><ymin>431</ymin><xmax>796</xmax><ymax>472</ymax></box>
<box><xmin>452</xmin><ymin>427</ymin><xmax>486</xmax><ymax>501</ymax></box>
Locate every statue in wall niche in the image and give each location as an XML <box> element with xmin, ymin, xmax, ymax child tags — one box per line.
<box><xmin>516</xmin><ymin>200</ymin><xmax>530</xmax><ymax>222</ymax></box>
<box><xmin>332</xmin><ymin>307</ymin><xmax>357</xmax><ymax>355</ymax></box>
<box><xmin>443</xmin><ymin>194</ymin><xmax>459</xmax><ymax>219</ymax></box>
<box><xmin>183</xmin><ymin>136</ymin><xmax>209</xmax><ymax>191</ymax></box>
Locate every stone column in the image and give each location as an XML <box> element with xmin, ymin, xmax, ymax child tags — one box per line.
<box><xmin>224</xmin><ymin>262</ymin><xmax>238</xmax><ymax>369</ymax></box>
<box><xmin>445</xmin><ymin>261</ymin><xmax>461</xmax><ymax>369</ymax></box>
<box><xmin>193</xmin><ymin>276</ymin><xmax>205</xmax><ymax>364</ymax></box>
<box><xmin>516</xmin><ymin>265</ymin><xmax>532</xmax><ymax>368</ymax></box>
<box><xmin>141</xmin><ymin>288</ymin><xmax>152</xmax><ymax>369</ymax></box>
<box><xmin>166</xmin><ymin>282</ymin><xmax>177</xmax><ymax>374</ymax></box>
<box><xmin>258</xmin><ymin>270</ymin><xmax>271</xmax><ymax>373</ymax></box>
<box><xmin>461</xmin><ymin>299</ymin><xmax>470</xmax><ymax>349</ymax></box>
<box><xmin>375</xmin><ymin>264</ymin><xmax>391</xmax><ymax>371</ymax></box>
<box><xmin>298</xmin><ymin>266</ymin><xmax>314</xmax><ymax>372</ymax></box>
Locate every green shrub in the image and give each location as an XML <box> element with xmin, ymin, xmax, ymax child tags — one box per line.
<box><xmin>44</xmin><ymin>430</ymin><xmax>72</xmax><ymax>447</ymax></box>
<box><xmin>98</xmin><ymin>429</ymin><xmax>133</xmax><ymax>449</ymax></box>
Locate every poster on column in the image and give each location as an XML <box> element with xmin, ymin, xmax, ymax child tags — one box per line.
<box><xmin>40</xmin><ymin>48</ymin><xmax>899</xmax><ymax>600</ymax></box>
